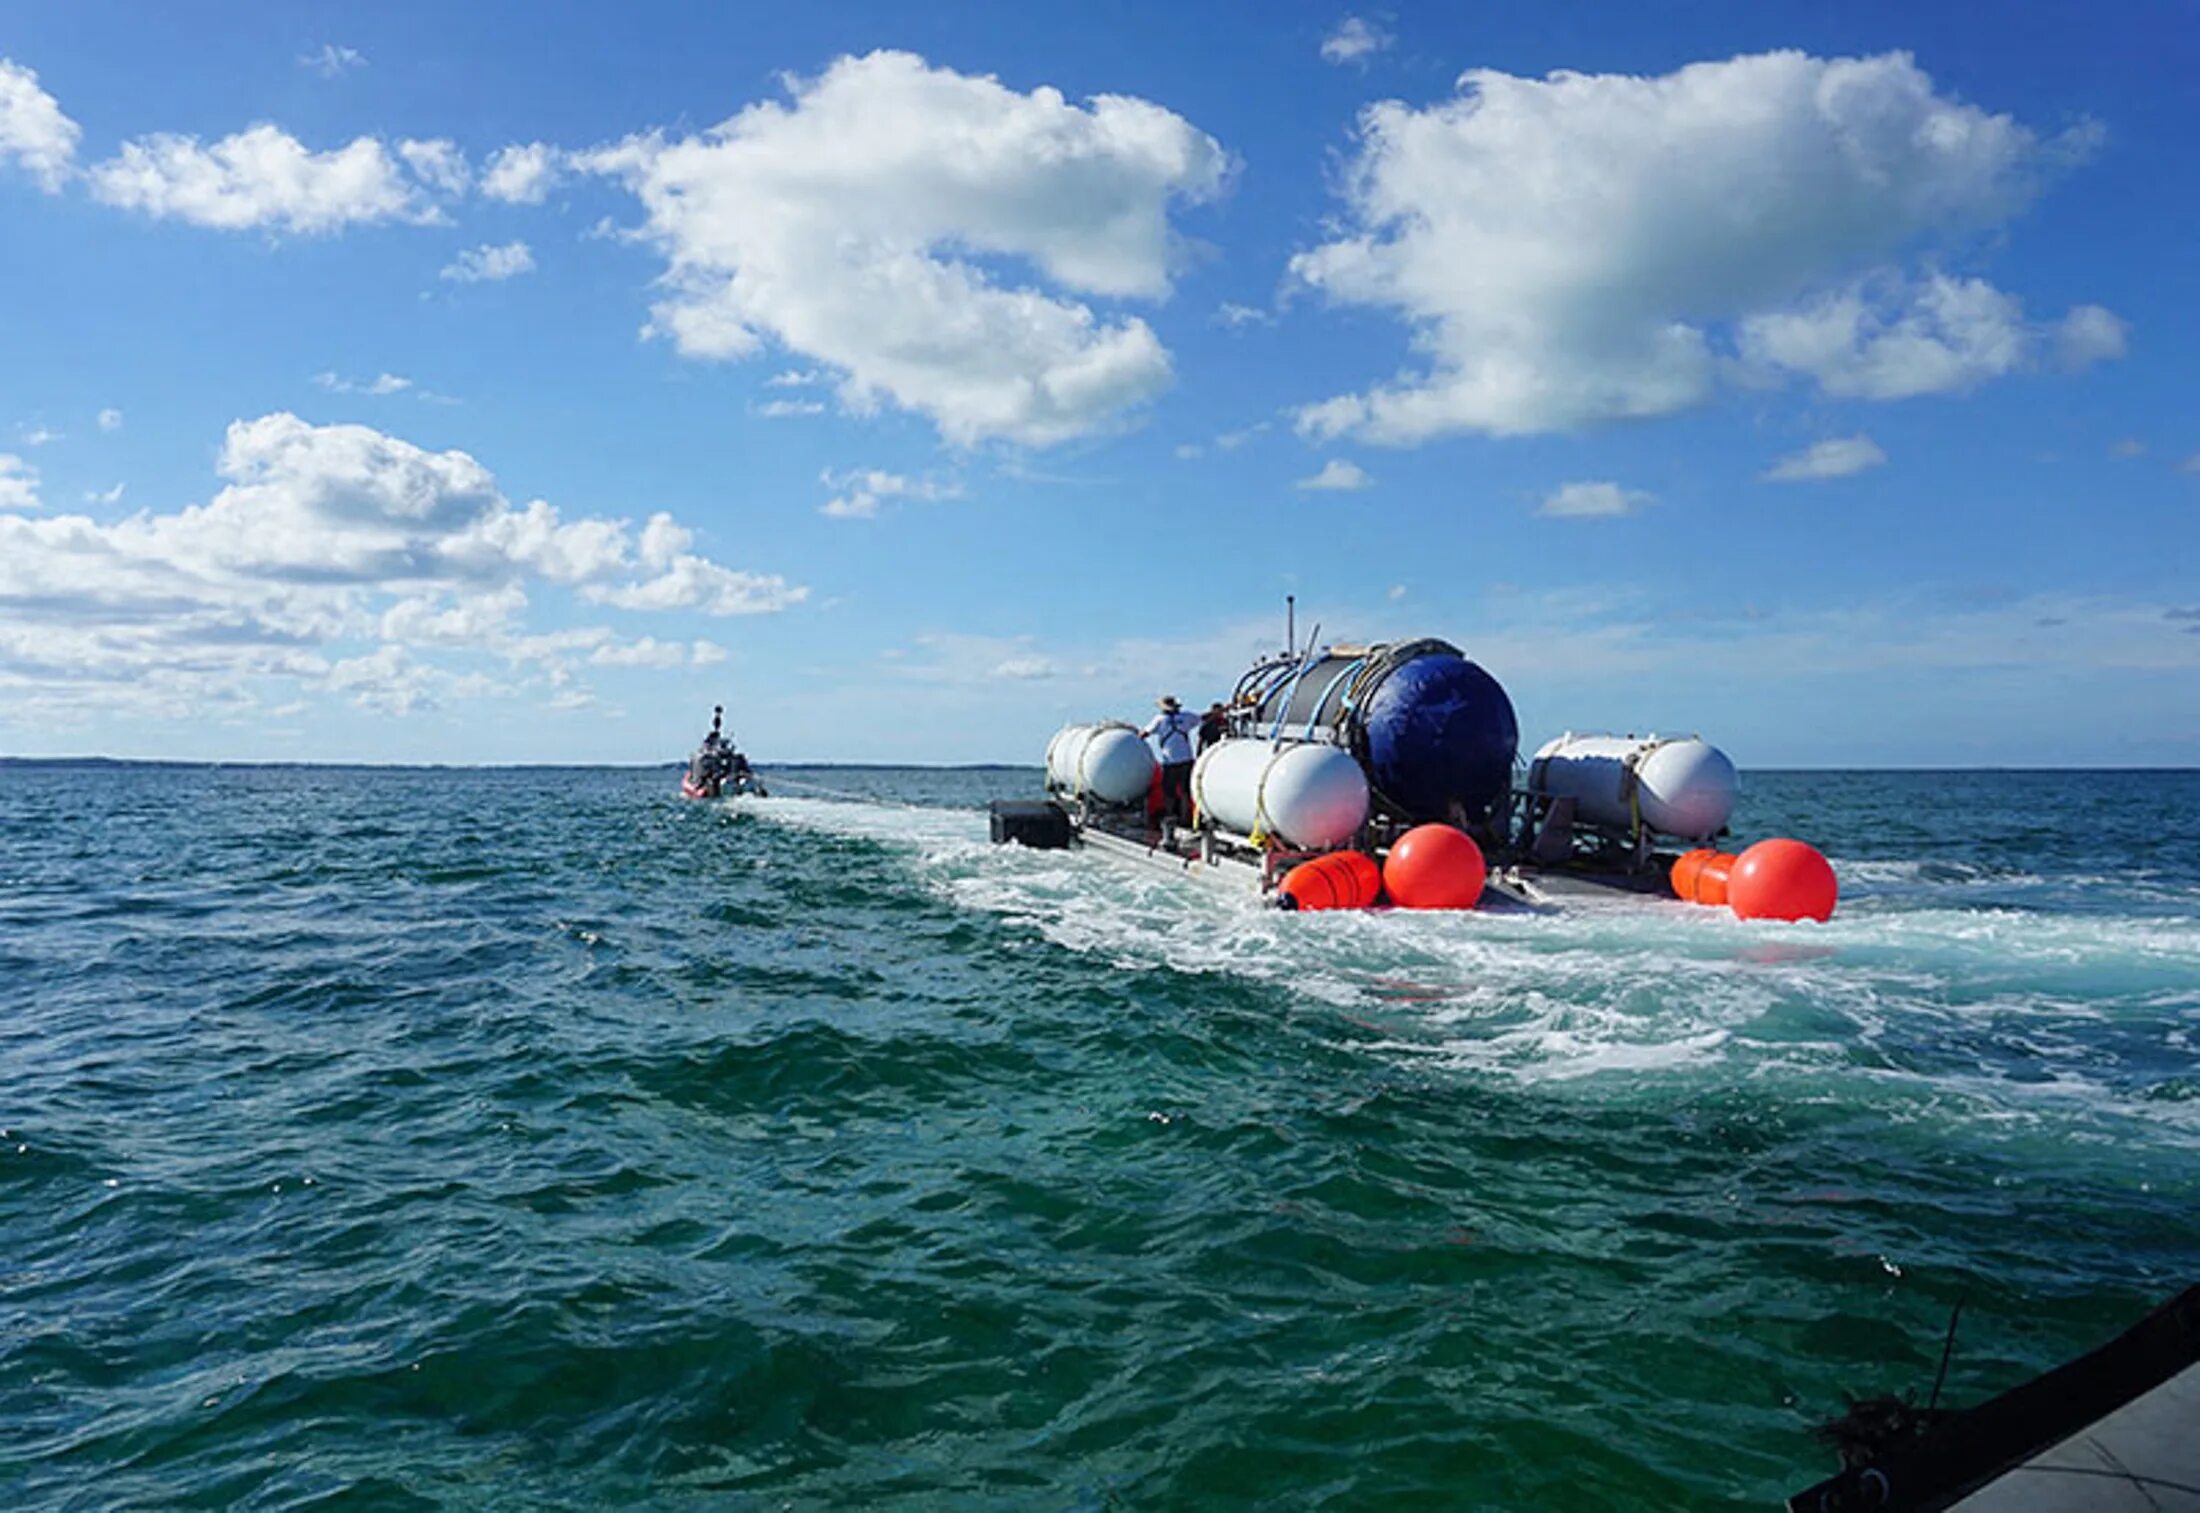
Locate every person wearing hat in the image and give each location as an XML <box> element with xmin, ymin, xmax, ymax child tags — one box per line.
<box><xmin>1142</xmin><ymin>695</ymin><xmax>1200</xmax><ymax>824</ymax></box>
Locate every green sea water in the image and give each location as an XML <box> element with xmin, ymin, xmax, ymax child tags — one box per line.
<box><xmin>3</xmin><ymin>764</ymin><xmax>2196</xmax><ymax>1507</ymax></box>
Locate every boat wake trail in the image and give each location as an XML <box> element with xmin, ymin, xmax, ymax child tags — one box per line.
<box><xmin>745</xmin><ymin>793</ymin><xmax>2200</xmax><ymax>1151</ymax></box>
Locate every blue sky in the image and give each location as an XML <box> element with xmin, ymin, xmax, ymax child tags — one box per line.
<box><xmin>2</xmin><ymin>1</ymin><xmax>2195</xmax><ymax>765</ymax></box>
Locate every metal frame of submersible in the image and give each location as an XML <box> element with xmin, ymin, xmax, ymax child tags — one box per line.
<box><xmin>994</xmin><ymin>602</ymin><xmax>1773</xmax><ymax>915</ymax></box>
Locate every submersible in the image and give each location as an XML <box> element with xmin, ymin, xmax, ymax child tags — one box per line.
<box><xmin>991</xmin><ymin>631</ymin><xmax>1836</xmax><ymax>921</ymax></box>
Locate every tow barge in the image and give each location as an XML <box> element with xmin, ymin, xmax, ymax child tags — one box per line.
<box><xmin>991</xmin><ymin>634</ymin><xmax>1836</xmax><ymax>921</ymax></box>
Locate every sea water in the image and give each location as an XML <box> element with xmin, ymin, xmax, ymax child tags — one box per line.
<box><xmin>3</xmin><ymin>763</ymin><xmax>2196</xmax><ymax>1507</ymax></box>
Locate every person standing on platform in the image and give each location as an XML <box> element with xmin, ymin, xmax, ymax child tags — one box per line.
<box><xmin>1142</xmin><ymin>695</ymin><xmax>1199</xmax><ymax>824</ymax></box>
<box><xmin>1197</xmin><ymin>701</ymin><xmax>1228</xmax><ymax>753</ymax></box>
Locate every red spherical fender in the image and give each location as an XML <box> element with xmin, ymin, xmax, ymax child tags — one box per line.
<box><xmin>1278</xmin><ymin>850</ymin><xmax>1383</xmax><ymax>911</ymax></box>
<box><xmin>1383</xmin><ymin>824</ymin><xmax>1486</xmax><ymax>910</ymax></box>
<box><xmin>1727</xmin><ymin>838</ymin><xmax>1838</xmax><ymax>922</ymax></box>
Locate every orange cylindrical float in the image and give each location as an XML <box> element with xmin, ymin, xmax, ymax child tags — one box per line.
<box><xmin>1670</xmin><ymin>847</ymin><xmax>1736</xmax><ymax>907</ymax></box>
<box><xmin>1383</xmin><ymin>824</ymin><xmax>1487</xmax><ymax>910</ymax></box>
<box><xmin>1277</xmin><ymin>849</ymin><xmax>1383</xmax><ymax>911</ymax></box>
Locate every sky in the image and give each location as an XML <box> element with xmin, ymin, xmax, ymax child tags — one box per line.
<box><xmin>2</xmin><ymin>0</ymin><xmax>2195</xmax><ymax>766</ymax></box>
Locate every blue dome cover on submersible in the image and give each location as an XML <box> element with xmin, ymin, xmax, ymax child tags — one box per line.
<box><xmin>1359</xmin><ymin>651</ymin><xmax>1518</xmax><ymax>824</ymax></box>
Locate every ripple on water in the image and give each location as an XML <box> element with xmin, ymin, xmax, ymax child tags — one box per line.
<box><xmin>1</xmin><ymin>764</ymin><xmax>2195</xmax><ymax>1506</ymax></box>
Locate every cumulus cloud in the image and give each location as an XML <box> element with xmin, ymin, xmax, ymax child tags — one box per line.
<box><xmin>1295</xmin><ymin>458</ymin><xmax>1372</xmax><ymax>491</ymax></box>
<box><xmin>2055</xmin><ymin>304</ymin><xmax>2128</xmax><ymax>369</ymax></box>
<box><xmin>1736</xmin><ymin>273</ymin><xmax>2071</xmax><ymax>398</ymax></box>
<box><xmin>1291</xmin><ymin>50</ymin><xmax>2115</xmax><ymax>443</ymax></box>
<box><xmin>399</xmin><ymin>138</ymin><xmax>470</xmax><ymax>195</ymax></box>
<box><xmin>581</xmin><ymin>556</ymin><xmax>805</xmax><ymax>614</ymax></box>
<box><xmin>97</xmin><ymin>407</ymin><xmax>123</xmax><ymax>431</ymax></box>
<box><xmin>1215</xmin><ymin>302</ymin><xmax>1274</xmax><ymax>328</ymax></box>
<box><xmin>1539</xmin><ymin>481</ymin><xmax>1653</xmax><ymax>518</ymax></box>
<box><xmin>440</xmin><ymin>240</ymin><xmax>534</xmax><ymax>282</ymax></box>
<box><xmin>0</xmin><ymin>455</ymin><xmax>39</xmax><ymax>511</ymax></box>
<box><xmin>579</xmin><ymin>50</ymin><xmax>1229</xmax><ymax>447</ymax></box>
<box><xmin>0</xmin><ymin>414</ymin><xmax>803</xmax><ymax>719</ymax></box>
<box><xmin>818</xmin><ymin>466</ymin><xmax>961</xmax><ymax>520</ymax></box>
<box><xmin>1762</xmin><ymin>434</ymin><xmax>1887</xmax><ymax>482</ymax></box>
<box><xmin>89</xmin><ymin>124</ymin><xmax>459</xmax><ymax>232</ymax></box>
<box><xmin>480</xmin><ymin>142</ymin><xmax>563</xmax><ymax>204</ymax></box>
<box><xmin>755</xmin><ymin>399</ymin><xmax>825</xmax><ymax>418</ymax></box>
<box><xmin>0</xmin><ymin>58</ymin><xmax>79</xmax><ymax>190</ymax></box>
<box><xmin>1321</xmin><ymin>17</ymin><xmax>1392</xmax><ymax>65</ymax></box>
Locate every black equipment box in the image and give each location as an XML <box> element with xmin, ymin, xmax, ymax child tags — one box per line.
<box><xmin>988</xmin><ymin>799</ymin><xmax>1072</xmax><ymax>850</ymax></box>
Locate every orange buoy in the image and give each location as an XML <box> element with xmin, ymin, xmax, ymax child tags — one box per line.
<box><xmin>1671</xmin><ymin>848</ymin><xmax>1736</xmax><ymax>907</ymax></box>
<box><xmin>1382</xmin><ymin>824</ymin><xmax>1486</xmax><ymax>910</ymax></box>
<box><xmin>1727</xmin><ymin>838</ymin><xmax>1838</xmax><ymax>922</ymax></box>
<box><xmin>1278</xmin><ymin>849</ymin><xmax>1383</xmax><ymax>911</ymax></box>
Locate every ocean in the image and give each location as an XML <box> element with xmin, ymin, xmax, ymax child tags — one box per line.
<box><xmin>3</xmin><ymin>763</ymin><xmax>2196</xmax><ymax>1507</ymax></box>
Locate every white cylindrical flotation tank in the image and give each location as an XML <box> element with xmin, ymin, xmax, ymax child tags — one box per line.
<box><xmin>1044</xmin><ymin>723</ymin><xmax>1157</xmax><ymax>806</ymax></box>
<box><xmin>1192</xmin><ymin>739</ymin><xmax>1369</xmax><ymax>850</ymax></box>
<box><xmin>1528</xmin><ymin>733</ymin><xmax>1736</xmax><ymax>841</ymax></box>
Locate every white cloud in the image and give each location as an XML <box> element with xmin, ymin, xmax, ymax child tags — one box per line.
<box><xmin>764</xmin><ymin>368</ymin><xmax>826</xmax><ymax>387</ymax></box>
<box><xmin>1173</xmin><ymin>443</ymin><xmax>1203</xmax><ymax>460</ymax></box>
<box><xmin>1321</xmin><ymin>17</ymin><xmax>1392</xmax><ymax>65</ymax></box>
<box><xmin>1539</xmin><ymin>481</ymin><xmax>1653</xmax><ymax>518</ymax></box>
<box><xmin>1387</xmin><ymin>583</ymin><xmax>1407</xmax><ymax>601</ymax></box>
<box><xmin>582</xmin><ymin>555</ymin><xmax>807</xmax><ymax>614</ymax></box>
<box><xmin>637</xmin><ymin>512</ymin><xmax>691</xmax><ymax>569</ymax></box>
<box><xmin>19</xmin><ymin>425</ymin><xmax>61</xmax><ymax>447</ymax></box>
<box><xmin>480</xmin><ymin>142</ymin><xmax>562</xmax><ymax>204</ymax></box>
<box><xmin>97</xmin><ymin>408</ymin><xmax>122</xmax><ymax>431</ymax></box>
<box><xmin>440</xmin><ymin>240</ymin><xmax>534</xmax><ymax>282</ymax></box>
<box><xmin>0</xmin><ymin>455</ymin><xmax>38</xmax><ymax>511</ymax></box>
<box><xmin>818</xmin><ymin>466</ymin><xmax>961</xmax><ymax>520</ymax></box>
<box><xmin>1762</xmin><ymin>434</ymin><xmax>1887</xmax><ymax>482</ymax></box>
<box><xmin>579</xmin><ymin>49</ymin><xmax>1229</xmax><ymax>447</ymax></box>
<box><xmin>0</xmin><ymin>58</ymin><xmax>80</xmax><ymax>191</ymax></box>
<box><xmin>1736</xmin><ymin>273</ymin><xmax>2058</xmax><ymax>399</ymax></box>
<box><xmin>991</xmin><ymin>656</ymin><xmax>1057</xmax><ymax>679</ymax></box>
<box><xmin>399</xmin><ymin>139</ymin><xmax>470</xmax><ymax>195</ymax></box>
<box><xmin>2055</xmin><ymin>304</ymin><xmax>2128</xmax><ymax>369</ymax></box>
<box><xmin>1216</xmin><ymin>302</ymin><xmax>1274</xmax><ymax>328</ymax></box>
<box><xmin>1295</xmin><ymin>458</ymin><xmax>1372</xmax><ymax>491</ymax></box>
<box><xmin>84</xmin><ymin>483</ymin><xmax>125</xmax><ymax>506</ymax></box>
<box><xmin>2181</xmin><ymin>454</ymin><xmax>2200</xmax><ymax>476</ymax></box>
<box><xmin>2109</xmin><ymin>437</ymin><xmax>2146</xmax><ymax>460</ymax></box>
<box><xmin>0</xmin><ymin>413</ymin><xmax>806</xmax><ymax>718</ymax></box>
<box><xmin>588</xmin><ymin>635</ymin><xmax>695</xmax><ymax>669</ymax></box>
<box><xmin>299</xmin><ymin>45</ymin><xmax>367</xmax><ymax>79</ymax></box>
<box><xmin>89</xmin><ymin>124</ymin><xmax>449</xmax><ymax>233</ymax></box>
<box><xmin>755</xmin><ymin>398</ymin><xmax>825</xmax><ymax>418</ymax></box>
<box><xmin>315</xmin><ymin>370</ymin><xmax>413</xmax><ymax>396</ymax></box>
<box><xmin>691</xmin><ymin>639</ymin><xmax>729</xmax><ymax>665</ymax></box>
<box><xmin>1291</xmin><ymin>51</ymin><xmax>2109</xmax><ymax>442</ymax></box>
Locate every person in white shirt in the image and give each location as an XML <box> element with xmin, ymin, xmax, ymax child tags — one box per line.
<box><xmin>1142</xmin><ymin>695</ymin><xmax>1200</xmax><ymax>824</ymax></box>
